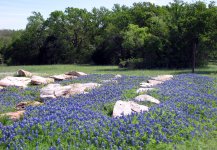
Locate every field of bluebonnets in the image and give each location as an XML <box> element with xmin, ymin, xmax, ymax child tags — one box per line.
<box><xmin>0</xmin><ymin>73</ymin><xmax>217</xmax><ymax>149</ymax></box>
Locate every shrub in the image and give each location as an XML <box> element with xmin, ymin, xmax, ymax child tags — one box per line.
<box><xmin>119</xmin><ymin>58</ymin><xmax>144</xmax><ymax>69</ymax></box>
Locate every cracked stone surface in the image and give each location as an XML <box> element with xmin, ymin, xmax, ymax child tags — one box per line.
<box><xmin>134</xmin><ymin>95</ymin><xmax>160</xmax><ymax>104</ymax></box>
<box><xmin>0</xmin><ymin>76</ymin><xmax>31</xmax><ymax>88</ymax></box>
<box><xmin>112</xmin><ymin>100</ymin><xmax>148</xmax><ymax>118</ymax></box>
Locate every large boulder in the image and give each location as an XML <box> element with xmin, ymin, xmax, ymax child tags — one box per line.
<box><xmin>17</xmin><ymin>69</ymin><xmax>32</xmax><ymax>77</ymax></box>
<box><xmin>1</xmin><ymin>110</ymin><xmax>25</xmax><ymax>121</ymax></box>
<box><xmin>136</xmin><ymin>88</ymin><xmax>155</xmax><ymax>94</ymax></box>
<box><xmin>0</xmin><ymin>76</ymin><xmax>31</xmax><ymax>88</ymax></box>
<box><xmin>112</xmin><ymin>101</ymin><xmax>132</xmax><ymax>117</ymax></box>
<box><xmin>65</xmin><ymin>71</ymin><xmax>87</xmax><ymax>77</ymax></box>
<box><xmin>31</xmin><ymin>76</ymin><xmax>54</xmax><ymax>85</ymax></box>
<box><xmin>50</xmin><ymin>74</ymin><xmax>77</xmax><ymax>81</ymax></box>
<box><xmin>135</xmin><ymin>95</ymin><xmax>160</xmax><ymax>104</ymax></box>
<box><xmin>112</xmin><ymin>100</ymin><xmax>148</xmax><ymax>118</ymax></box>
<box><xmin>40</xmin><ymin>83</ymin><xmax>100</xmax><ymax>99</ymax></box>
<box><xmin>152</xmin><ymin>75</ymin><xmax>173</xmax><ymax>81</ymax></box>
<box><xmin>16</xmin><ymin>101</ymin><xmax>43</xmax><ymax>110</ymax></box>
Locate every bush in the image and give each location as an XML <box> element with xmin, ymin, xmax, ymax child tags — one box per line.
<box><xmin>119</xmin><ymin>58</ymin><xmax>144</xmax><ymax>69</ymax></box>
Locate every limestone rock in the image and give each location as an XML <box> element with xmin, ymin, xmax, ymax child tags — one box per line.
<box><xmin>112</xmin><ymin>101</ymin><xmax>132</xmax><ymax>118</ymax></box>
<box><xmin>0</xmin><ymin>86</ymin><xmax>3</xmax><ymax>90</ymax></box>
<box><xmin>40</xmin><ymin>83</ymin><xmax>100</xmax><ymax>99</ymax></box>
<box><xmin>1</xmin><ymin>110</ymin><xmax>25</xmax><ymax>121</ymax></box>
<box><xmin>135</xmin><ymin>95</ymin><xmax>160</xmax><ymax>104</ymax></box>
<box><xmin>140</xmin><ymin>82</ymin><xmax>154</xmax><ymax>88</ymax></box>
<box><xmin>129</xmin><ymin>101</ymin><xmax>149</xmax><ymax>112</ymax></box>
<box><xmin>80</xmin><ymin>83</ymin><xmax>101</xmax><ymax>90</ymax></box>
<box><xmin>16</xmin><ymin>101</ymin><xmax>43</xmax><ymax>110</ymax></box>
<box><xmin>50</xmin><ymin>74</ymin><xmax>77</xmax><ymax>81</ymax></box>
<box><xmin>113</xmin><ymin>100</ymin><xmax>148</xmax><ymax>118</ymax></box>
<box><xmin>152</xmin><ymin>75</ymin><xmax>173</xmax><ymax>81</ymax></box>
<box><xmin>65</xmin><ymin>71</ymin><xmax>87</xmax><ymax>77</ymax></box>
<box><xmin>40</xmin><ymin>84</ymin><xmax>64</xmax><ymax>99</ymax></box>
<box><xmin>115</xmin><ymin>74</ymin><xmax>122</xmax><ymax>78</ymax></box>
<box><xmin>17</xmin><ymin>69</ymin><xmax>32</xmax><ymax>77</ymax></box>
<box><xmin>136</xmin><ymin>88</ymin><xmax>155</xmax><ymax>94</ymax></box>
<box><xmin>0</xmin><ymin>76</ymin><xmax>31</xmax><ymax>88</ymax></box>
<box><xmin>31</xmin><ymin>76</ymin><xmax>54</xmax><ymax>85</ymax></box>
<box><xmin>147</xmin><ymin>80</ymin><xmax>163</xmax><ymax>86</ymax></box>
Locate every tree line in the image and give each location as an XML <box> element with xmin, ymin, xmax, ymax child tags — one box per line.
<box><xmin>0</xmin><ymin>0</ymin><xmax>217</xmax><ymax>69</ymax></box>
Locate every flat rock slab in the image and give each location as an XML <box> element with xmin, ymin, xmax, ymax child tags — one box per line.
<box><xmin>16</xmin><ymin>101</ymin><xmax>43</xmax><ymax>110</ymax></box>
<box><xmin>0</xmin><ymin>76</ymin><xmax>31</xmax><ymax>88</ymax></box>
<box><xmin>114</xmin><ymin>74</ymin><xmax>122</xmax><ymax>78</ymax></box>
<box><xmin>152</xmin><ymin>75</ymin><xmax>173</xmax><ymax>81</ymax></box>
<box><xmin>40</xmin><ymin>83</ymin><xmax>100</xmax><ymax>99</ymax></box>
<box><xmin>136</xmin><ymin>88</ymin><xmax>155</xmax><ymax>94</ymax></box>
<box><xmin>65</xmin><ymin>71</ymin><xmax>87</xmax><ymax>77</ymax></box>
<box><xmin>135</xmin><ymin>95</ymin><xmax>160</xmax><ymax>104</ymax></box>
<box><xmin>147</xmin><ymin>80</ymin><xmax>163</xmax><ymax>86</ymax></box>
<box><xmin>1</xmin><ymin>110</ymin><xmax>25</xmax><ymax>121</ymax></box>
<box><xmin>31</xmin><ymin>76</ymin><xmax>54</xmax><ymax>85</ymax></box>
<box><xmin>140</xmin><ymin>83</ymin><xmax>154</xmax><ymax>88</ymax></box>
<box><xmin>113</xmin><ymin>100</ymin><xmax>148</xmax><ymax>118</ymax></box>
<box><xmin>50</xmin><ymin>74</ymin><xmax>77</xmax><ymax>81</ymax></box>
<box><xmin>17</xmin><ymin>69</ymin><xmax>32</xmax><ymax>77</ymax></box>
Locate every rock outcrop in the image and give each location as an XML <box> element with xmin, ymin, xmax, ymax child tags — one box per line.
<box><xmin>65</xmin><ymin>71</ymin><xmax>87</xmax><ymax>77</ymax></box>
<box><xmin>147</xmin><ymin>80</ymin><xmax>163</xmax><ymax>86</ymax></box>
<box><xmin>40</xmin><ymin>83</ymin><xmax>100</xmax><ymax>99</ymax></box>
<box><xmin>1</xmin><ymin>110</ymin><xmax>25</xmax><ymax>121</ymax></box>
<box><xmin>136</xmin><ymin>88</ymin><xmax>155</xmax><ymax>94</ymax></box>
<box><xmin>31</xmin><ymin>76</ymin><xmax>54</xmax><ymax>85</ymax></box>
<box><xmin>114</xmin><ymin>74</ymin><xmax>122</xmax><ymax>78</ymax></box>
<box><xmin>0</xmin><ymin>76</ymin><xmax>31</xmax><ymax>88</ymax></box>
<box><xmin>16</xmin><ymin>101</ymin><xmax>43</xmax><ymax>110</ymax></box>
<box><xmin>113</xmin><ymin>100</ymin><xmax>148</xmax><ymax>118</ymax></box>
<box><xmin>152</xmin><ymin>75</ymin><xmax>173</xmax><ymax>81</ymax></box>
<box><xmin>50</xmin><ymin>74</ymin><xmax>77</xmax><ymax>81</ymax></box>
<box><xmin>134</xmin><ymin>95</ymin><xmax>160</xmax><ymax>104</ymax></box>
<box><xmin>140</xmin><ymin>75</ymin><xmax>173</xmax><ymax>88</ymax></box>
<box><xmin>140</xmin><ymin>82</ymin><xmax>154</xmax><ymax>88</ymax></box>
<box><xmin>17</xmin><ymin>69</ymin><xmax>32</xmax><ymax>77</ymax></box>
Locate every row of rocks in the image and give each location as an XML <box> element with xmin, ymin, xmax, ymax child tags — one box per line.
<box><xmin>0</xmin><ymin>70</ymin><xmax>87</xmax><ymax>88</ymax></box>
<box><xmin>0</xmin><ymin>70</ymin><xmax>89</xmax><ymax>121</ymax></box>
<box><xmin>112</xmin><ymin>75</ymin><xmax>173</xmax><ymax>118</ymax></box>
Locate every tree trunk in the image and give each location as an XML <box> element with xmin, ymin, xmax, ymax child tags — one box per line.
<box><xmin>192</xmin><ymin>41</ymin><xmax>196</xmax><ymax>73</ymax></box>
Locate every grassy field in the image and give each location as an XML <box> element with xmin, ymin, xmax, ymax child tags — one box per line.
<box><xmin>0</xmin><ymin>64</ymin><xmax>216</xmax><ymax>79</ymax></box>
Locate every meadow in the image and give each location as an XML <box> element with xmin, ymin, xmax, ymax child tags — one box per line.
<box><xmin>0</xmin><ymin>64</ymin><xmax>217</xmax><ymax>78</ymax></box>
<box><xmin>0</xmin><ymin>65</ymin><xmax>216</xmax><ymax>150</ymax></box>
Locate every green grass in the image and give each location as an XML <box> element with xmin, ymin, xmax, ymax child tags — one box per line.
<box><xmin>0</xmin><ymin>64</ymin><xmax>216</xmax><ymax>79</ymax></box>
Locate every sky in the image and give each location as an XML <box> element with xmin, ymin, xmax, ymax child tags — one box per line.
<box><xmin>0</xmin><ymin>0</ymin><xmax>212</xmax><ymax>30</ymax></box>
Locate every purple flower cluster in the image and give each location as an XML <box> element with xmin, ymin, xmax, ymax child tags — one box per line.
<box><xmin>0</xmin><ymin>74</ymin><xmax>216</xmax><ymax>149</ymax></box>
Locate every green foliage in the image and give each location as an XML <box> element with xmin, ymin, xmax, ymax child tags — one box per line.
<box><xmin>0</xmin><ymin>115</ymin><xmax>13</xmax><ymax>126</ymax></box>
<box><xmin>102</xmin><ymin>102</ymin><xmax>115</xmax><ymax>117</ymax></box>
<box><xmin>1</xmin><ymin>1</ymin><xmax>217</xmax><ymax>68</ymax></box>
<box><xmin>119</xmin><ymin>58</ymin><xmax>144</xmax><ymax>69</ymax></box>
<box><xmin>122</xmin><ymin>88</ymin><xmax>138</xmax><ymax>99</ymax></box>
